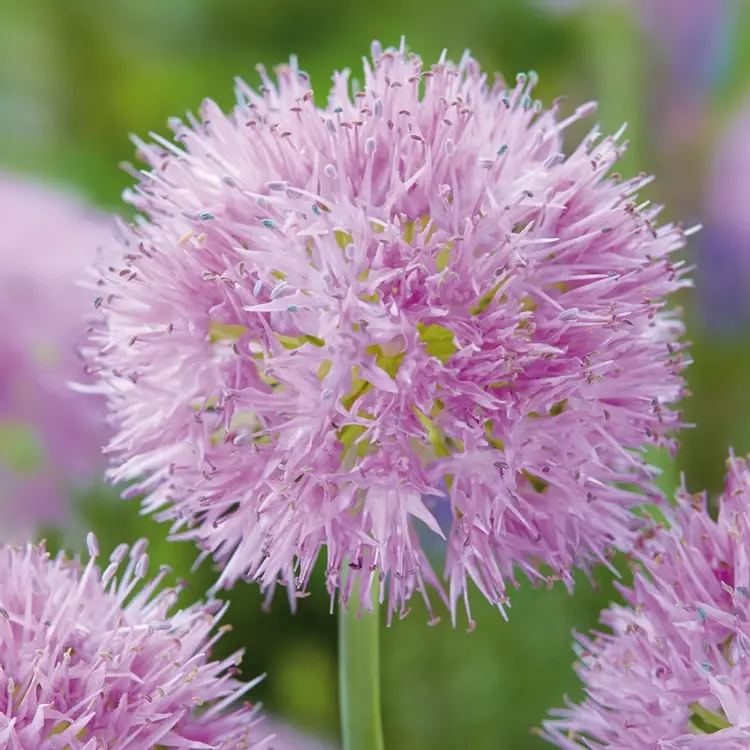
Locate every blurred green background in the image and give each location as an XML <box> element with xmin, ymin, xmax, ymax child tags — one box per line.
<box><xmin>3</xmin><ymin>0</ymin><xmax>750</xmax><ymax>747</ymax></box>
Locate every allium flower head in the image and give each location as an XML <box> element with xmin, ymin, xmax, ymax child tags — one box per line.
<box><xmin>544</xmin><ymin>455</ymin><xmax>750</xmax><ymax>749</ymax></box>
<box><xmin>0</xmin><ymin>174</ymin><xmax>110</xmax><ymax>536</ymax></box>
<box><xmin>0</xmin><ymin>532</ymin><xmax>262</xmax><ymax>749</ymax></box>
<box><xmin>87</xmin><ymin>40</ymin><xmax>690</xmax><ymax>623</ymax></box>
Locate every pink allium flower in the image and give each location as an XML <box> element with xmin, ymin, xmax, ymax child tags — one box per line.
<box><xmin>0</xmin><ymin>174</ymin><xmax>111</xmax><ymax>536</ymax></box>
<box><xmin>0</xmin><ymin>532</ymin><xmax>264</xmax><ymax>749</ymax></box>
<box><xmin>544</xmin><ymin>455</ymin><xmax>750</xmax><ymax>749</ymax></box>
<box><xmin>85</xmin><ymin>40</ymin><xmax>690</xmax><ymax>623</ymax></box>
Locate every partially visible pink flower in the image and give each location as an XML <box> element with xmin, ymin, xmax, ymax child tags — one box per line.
<box><xmin>86</xmin><ymin>40</ymin><xmax>689</xmax><ymax>624</ymax></box>
<box><xmin>544</xmin><ymin>454</ymin><xmax>750</xmax><ymax>748</ymax></box>
<box><xmin>700</xmin><ymin>96</ymin><xmax>750</xmax><ymax>330</ymax></box>
<box><xmin>0</xmin><ymin>532</ymin><xmax>265</xmax><ymax>749</ymax></box>
<box><xmin>0</xmin><ymin>174</ymin><xmax>111</xmax><ymax>536</ymax></box>
<box><xmin>263</xmin><ymin>719</ymin><xmax>336</xmax><ymax>750</ymax></box>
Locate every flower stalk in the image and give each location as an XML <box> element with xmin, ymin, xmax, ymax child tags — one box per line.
<box><xmin>338</xmin><ymin>577</ymin><xmax>385</xmax><ymax>750</ymax></box>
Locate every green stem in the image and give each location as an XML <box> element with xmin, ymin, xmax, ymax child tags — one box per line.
<box><xmin>338</xmin><ymin>578</ymin><xmax>385</xmax><ymax>750</ymax></box>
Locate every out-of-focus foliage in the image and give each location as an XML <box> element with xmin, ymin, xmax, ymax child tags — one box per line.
<box><xmin>3</xmin><ymin>0</ymin><xmax>750</xmax><ymax>747</ymax></box>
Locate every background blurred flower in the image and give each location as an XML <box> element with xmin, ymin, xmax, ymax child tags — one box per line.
<box><xmin>544</xmin><ymin>454</ymin><xmax>750</xmax><ymax>748</ymax></box>
<box><xmin>638</xmin><ymin>0</ymin><xmax>732</xmax><ymax>240</ymax></box>
<box><xmin>0</xmin><ymin>532</ymin><xmax>263</xmax><ymax>748</ymax></box>
<box><xmin>0</xmin><ymin>174</ymin><xmax>111</xmax><ymax>539</ymax></box>
<box><xmin>264</xmin><ymin>718</ymin><xmax>337</xmax><ymax>750</ymax></box>
<box><xmin>639</xmin><ymin>0</ymin><xmax>730</xmax><ymax>120</ymax></box>
<box><xmin>699</xmin><ymin>95</ymin><xmax>750</xmax><ymax>331</ymax></box>
<box><xmin>87</xmin><ymin>40</ymin><xmax>689</xmax><ymax>625</ymax></box>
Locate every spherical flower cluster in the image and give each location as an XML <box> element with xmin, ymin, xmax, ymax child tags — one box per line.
<box><xmin>0</xmin><ymin>533</ymin><xmax>262</xmax><ymax>749</ymax></box>
<box><xmin>86</xmin><ymin>40</ymin><xmax>690</xmax><ymax>623</ymax></box>
<box><xmin>544</xmin><ymin>455</ymin><xmax>750</xmax><ymax>748</ymax></box>
<box><xmin>0</xmin><ymin>174</ymin><xmax>110</xmax><ymax>536</ymax></box>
